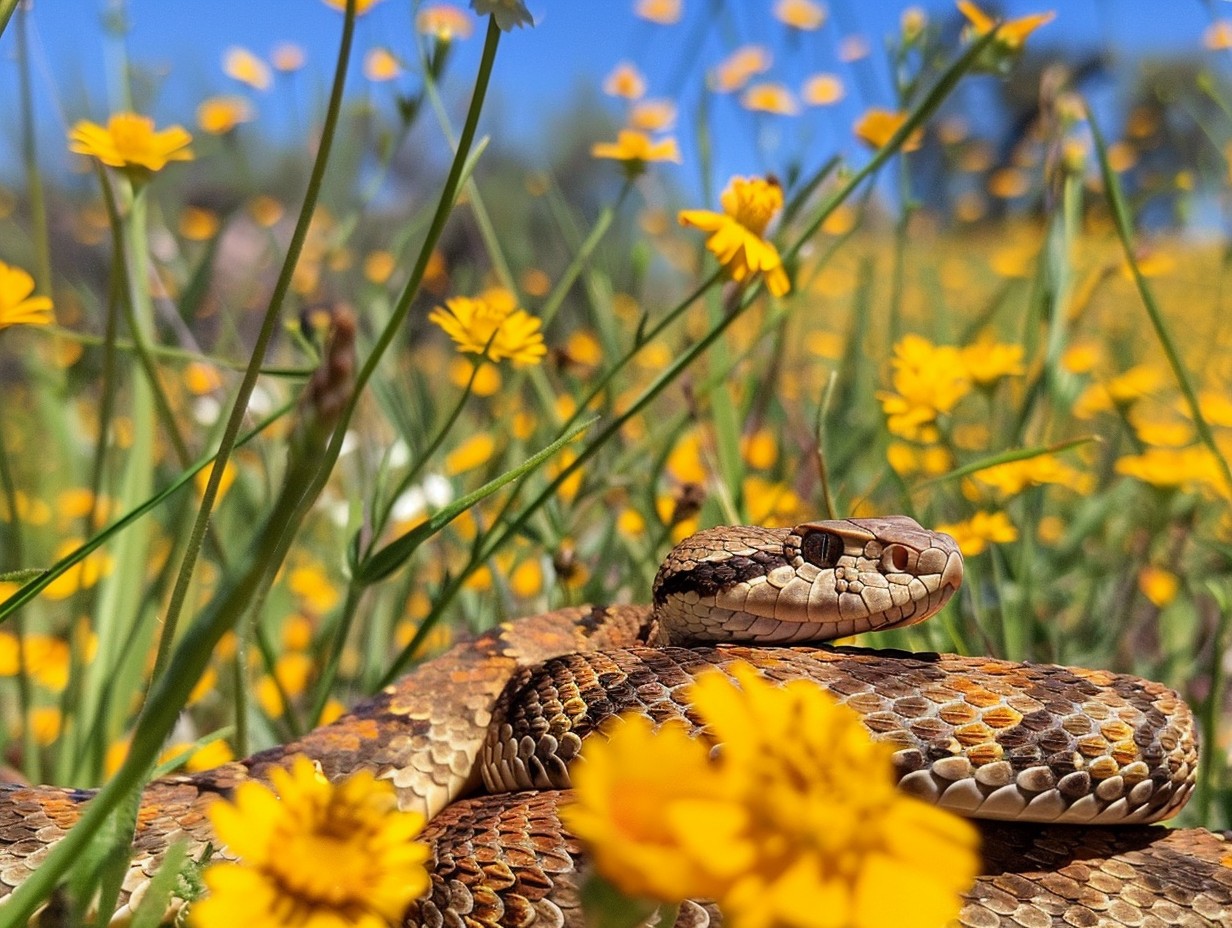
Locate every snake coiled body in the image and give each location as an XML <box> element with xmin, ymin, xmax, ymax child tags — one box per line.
<box><xmin>0</xmin><ymin>517</ymin><xmax>1228</xmax><ymax>926</ymax></box>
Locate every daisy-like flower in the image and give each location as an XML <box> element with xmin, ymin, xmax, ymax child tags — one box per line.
<box><xmin>603</xmin><ymin>62</ymin><xmax>647</xmax><ymax>100</ymax></box>
<box><xmin>630</xmin><ymin>99</ymin><xmax>677</xmax><ymax>132</ymax></box>
<box><xmin>191</xmin><ymin>756</ymin><xmax>430</xmax><ymax>928</ymax></box>
<box><xmin>68</xmin><ymin>113</ymin><xmax>194</xmax><ymax>175</ymax></box>
<box><xmin>801</xmin><ymin>72</ymin><xmax>844</xmax><ymax>106</ymax></box>
<box><xmin>875</xmin><ymin>334</ymin><xmax>970</xmax><ymax>441</ymax></box>
<box><xmin>271</xmin><ymin>43</ymin><xmax>307</xmax><ymax>72</ymax></box>
<box><xmin>635</xmin><ymin>0</ymin><xmax>681</xmax><ymax>24</ymax></box>
<box><xmin>428</xmin><ymin>289</ymin><xmax>547</xmax><ymax>366</ymax></box>
<box><xmin>364</xmin><ymin>48</ymin><xmax>402</xmax><ymax>82</ymax></box>
<box><xmin>592</xmin><ymin>130</ymin><xmax>682</xmax><ymax>176</ymax></box>
<box><xmin>471</xmin><ymin>0</ymin><xmax>533</xmax><ymax>30</ymax></box>
<box><xmin>565</xmin><ymin>663</ymin><xmax>979</xmax><ymax>928</ymax></box>
<box><xmin>774</xmin><ymin>0</ymin><xmax>826</xmax><ymax>31</ymax></box>
<box><xmin>0</xmin><ymin>262</ymin><xmax>53</xmax><ymax>330</ymax></box>
<box><xmin>196</xmin><ymin>96</ymin><xmax>254</xmax><ymax>135</ymax></box>
<box><xmin>416</xmin><ymin>4</ymin><xmax>474</xmax><ymax>41</ymax></box>
<box><xmin>710</xmin><ymin>45</ymin><xmax>772</xmax><ymax>94</ymax></box>
<box><xmin>740</xmin><ymin>82</ymin><xmax>799</xmax><ymax>116</ymax></box>
<box><xmin>678</xmin><ymin>176</ymin><xmax>791</xmax><ymax>296</ymax></box>
<box><xmin>935</xmin><ymin>511</ymin><xmax>1018</xmax><ymax>557</ymax></box>
<box><xmin>957</xmin><ymin>1</ymin><xmax>1054</xmax><ymax>51</ymax></box>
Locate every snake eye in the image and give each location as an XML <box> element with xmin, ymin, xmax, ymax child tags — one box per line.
<box><xmin>800</xmin><ymin>530</ymin><xmax>844</xmax><ymax>569</ymax></box>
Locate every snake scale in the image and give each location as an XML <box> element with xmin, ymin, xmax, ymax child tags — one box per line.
<box><xmin>0</xmin><ymin>516</ymin><xmax>1229</xmax><ymax>926</ymax></box>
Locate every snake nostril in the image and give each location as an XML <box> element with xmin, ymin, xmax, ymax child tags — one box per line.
<box><xmin>883</xmin><ymin>545</ymin><xmax>910</xmax><ymax>573</ymax></box>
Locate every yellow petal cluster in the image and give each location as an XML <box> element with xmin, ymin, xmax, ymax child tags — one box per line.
<box><xmin>935</xmin><ymin>511</ymin><xmax>1017</xmax><ymax>556</ymax></box>
<box><xmin>875</xmin><ymin>334</ymin><xmax>971</xmax><ymax>441</ymax></box>
<box><xmin>565</xmin><ymin>663</ymin><xmax>979</xmax><ymax>928</ymax></box>
<box><xmin>972</xmin><ymin>454</ymin><xmax>1093</xmax><ymax>497</ymax></box>
<box><xmin>192</xmin><ymin>756</ymin><xmax>430</xmax><ymax>928</ymax></box>
<box><xmin>68</xmin><ymin>113</ymin><xmax>194</xmax><ymax>173</ymax></box>
<box><xmin>0</xmin><ymin>262</ymin><xmax>53</xmax><ymax>330</ymax></box>
<box><xmin>678</xmin><ymin>176</ymin><xmax>791</xmax><ymax>296</ymax></box>
<box><xmin>957</xmin><ymin>0</ymin><xmax>1055</xmax><ymax>51</ymax></box>
<box><xmin>854</xmin><ymin>108</ymin><xmax>923</xmax><ymax>152</ymax></box>
<box><xmin>428</xmin><ymin>288</ymin><xmax>547</xmax><ymax>366</ymax></box>
<box><xmin>416</xmin><ymin>4</ymin><xmax>474</xmax><ymax>40</ymax></box>
<box><xmin>591</xmin><ymin>130</ymin><xmax>682</xmax><ymax>169</ymax></box>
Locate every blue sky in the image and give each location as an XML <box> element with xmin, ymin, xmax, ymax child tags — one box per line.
<box><xmin>3</xmin><ymin>1</ymin><xmax>1230</xmax><ymax>190</ymax></box>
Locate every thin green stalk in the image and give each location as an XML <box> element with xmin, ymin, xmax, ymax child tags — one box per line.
<box><xmin>0</xmin><ymin>0</ymin><xmax>18</xmax><ymax>38</ymax></box>
<box><xmin>148</xmin><ymin>0</ymin><xmax>359</xmax><ymax>688</ymax></box>
<box><xmin>0</xmin><ymin>421</ymin><xmax>37</xmax><ymax>783</ymax></box>
<box><xmin>1088</xmin><ymin>111</ymin><xmax>1232</xmax><ymax>496</ymax></box>
<box><xmin>307</xmin><ymin>582</ymin><xmax>362</xmax><ymax>727</ymax></box>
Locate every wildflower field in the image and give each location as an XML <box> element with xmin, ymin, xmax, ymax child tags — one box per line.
<box><xmin>2</xmin><ymin>0</ymin><xmax>1232</xmax><ymax>925</ymax></box>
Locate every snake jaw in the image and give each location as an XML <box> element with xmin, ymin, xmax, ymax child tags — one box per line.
<box><xmin>653</xmin><ymin>516</ymin><xmax>964</xmax><ymax>645</ymax></box>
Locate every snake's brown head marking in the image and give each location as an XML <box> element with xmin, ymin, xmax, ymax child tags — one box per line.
<box><xmin>652</xmin><ymin>515</ymin><xmax>962</xmax><ymax>645</ymax></box>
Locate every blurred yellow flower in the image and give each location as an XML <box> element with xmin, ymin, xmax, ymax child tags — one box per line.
<box><xmin>445</xmin><ymin>433</ymin><xmax>497</xmax><ymax>475</ymax></box>
<box><xmin>801</xmin><ymin>72</ymin><xmax>844</xmax><ymax>106</ymax></box>
<box><xmin>0</xmin><ymin>633</ymin><xmax>73</xmax><ymax>691</ymax></box>
<box><xmin>196</xmin><ymin>96</ymin><xmax>254</xmax><ymax>135</ymax></box>
<box><xmin>271</xmin><ymin>42</ymin><xmax>306</xmax><ymax>72</ymax></box>
<box><xmin>193</xmin><ymin>756</ymin><xmax>429</xmax><ymax>928</ymax></box>
<box><xmin>741</xmin><ymin>82</ymin><xmax>799</xmax><ymax>116</ymax></box>
<box><xmin>288</xmin><ymin>564</ymin><xmax>341</xmax><ymax>615</ymax></box>
<box><xmin>363</xmin><ymin>47</ymin><xmax>402</xmax><ymax>82</ymax></box>
<box><xmin>416</xmin><ymin>3</ymin><xmax>474</xmax><ymax>40</ymax></box>
<box><xmin>973</xmin><ymin>455</ymin><xmax>1093</xmax><ymax>496</ymax></box>
<box><xmin>1205</xmin><ymin>20</ymin><xmax>1232</xmax><ymax>50</ymax></box>
<box><xmin>839</xmin><ymin>34</ymin><xmax>870</xmax><ymax>61</ymax></box>
<box><xmin>774</xmin><ymin>0</ymin><xmax>826</xmax><ymax>30</ymax></box>
<box><xmin>635</xmin><ymin>0</ymin><xmax>681</xmax><ymax>24</ymax></box>
<box><xmin>222</xmin><ymin>47</ymin><xmax>272</xmax><ymax>90</ymax></box>
<box><xmin>630</xmin><ymin>98</ymin><xmax>677</xmax><ymax>132</ymax></box>
<box><xmin>936</xmin><ymin>511</ymin><xmax>1017</xmax><ymax>556</ymax></box>
<box><xmin>591</xmin><ymin>130</ymin><xmax>682</xmax><ymax>173</ymax></box>
<box><xmin>854</xmin><ymin>108</ymin><xmax>923</xmax><ymax>152</ymax></box>
<box><xmin>957</xmin><ymin>1</ymin><xmax>1055</xmax><ymax>51</ymax></box>
<box><xmin>960</xmin><ymin>338</ymin><xmax>1025</xmax><ymax>387</ymax></box>
<box><xmin>564</xmin><ymin>663</ymin><xmax>978</xmax><ymax>927</ymax></box>
<box><xmin>678</xmin><ymin>176</ymin><xmax>791</xmax><ymax>296</ymax></box>
<box><xmin>0</xmin><ymin>262</ymin><xmax>53</xmax><ymax>330</ymax></box>
<box><xmin>42</xmin><ymin>540</ymin><xmax>114</xmax><ymax>601</ymax></box>
<box><xmin>602</xmin><ymin>62</ymin><xmax>646</xmax><ymax>100</ymax></box>
<box><xmin>363</xmin><ymin>250</ymin><xmax>397</xmax><ymax>284</ymax></box>
<box><xmin>1116</xmin><ymin>447</ymin><xmax>1229</xmax><ymax>497</ymax></box>
<box><xmin>29</xmin><ymin>707</ymin><xmax>62</xmax><ymax>746</ymax></box>
<box><xmin>711</xmin><ymin>45</ymin><xmax>772</xmax><ymax>93</ymax></box>
<box><xmin>875</xmin><ymin>335</ymin><xmax>970</xmax><ymax>441</ymax></box>
<box><xmin>1073</xmin><ymin>364</ymin><xmax>1164</xmax><ymax>418</ymax></box>
<box><xmin>68</xmin><ymin>113</ymin><xmax>194</xmax><ymax>174</ymax></box>
<box><xmin>320</xmin><ymin>0</ymin><xmax>384</xmax><ymax>14</ymax></box>
<box><xmin>1138</xmin><ymin>566</ymin><xmax>1179</xmax><ymax>608</ymax></box>
<box><xmin>179</xmin><ymin>206</ymin><xmax>221</xmax><ymax>241</ymax></box>
<box><xmin>428</xmin><ymin>290</ymin><xmax>547</xmax><ymax>366</ymax></box>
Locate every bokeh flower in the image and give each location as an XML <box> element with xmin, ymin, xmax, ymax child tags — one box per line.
<box><xmin>429</xmin><ymin>289</ymin><xmax>547</xmax><ymax>366</ymax></box>
<box><xmin>416</xmin><ymin>4</ymin><xmax>474</xmax><ymax>41</ymax></box>
<box><xmin>972</xmin><ymin>454</ymin><xmax>1093</xmax><ymax>497</ymax></box>
<box><xmin>68</xmin><ymin>113</ymin><xmax>194</xmax><ymax>174</ymax></box>
<box><xmin>364</xmin><ymin>48</ymin><xmax>402</xmax><ymax>82</ymax></box>
<box><xmin>192</xmin><ymin>756</ymin><xmax>429</xmax><ymax>928</ymax></box>
<box><xmin>854</xmin><ymin>108</ymin><xmax>923</xmax><ymax>152</ymax></box>
<box><xmin>957</xmin><ymin>1</ymin><xmax>1055</xmax><ymax>52</ymax></box>
<box><xmin>222</xmin><ymin>47</ymin><xmax>272</xmax><ymax>91</ymax></box>
<box><xmin>741</xmin><ymin>82</ymin><xmax>799</xmax><ymax>116</ymax></box>
<box><xmin>960</xmin><ymin>338</ymin><xmax>1025</xmax><ymax>387</ymax></box>
<box><xmin>565</xmin><ymin>663</ymin><xmax>979</xmax><ymax>927</ymax></box>
<box><xmin>774</xmin><ymin>0</ymin><xmax>826</xmax><ymax>31</ymax></box>
<box><xmin>196</xmin><ymin>96</ymin><xmax>254</xmax><ymax>135</ymax></box>
<box><xmin>320</xmin><ymin>0</ymin><xmax>384</xmax><ymax>14</ymax></box>
<box><xmin>678</xmin><ymin>176</ymin><xmax>791</xmax><ymax>296</ymax></box>
<box><xmin>711</xmin><ymin>45</ymin><xmax>772</xmax><ymax>93</ymax></box>
<box><xmin>271</xmin><ymin>43</ymin><xmax>306</xmax><ymax>72</ymax></box>
<box><xmin>592</xmin><ymin>130</ymin><xmax>682</xmax><ymax>175</ymax></box>
<box><xmin>630</xmin><ymin>99</ymin><xmax>678</xmax><ymax>132</ymax></box>
<box><xmin>0</xmin><ymin>262</ymin><xmax>53</xmax><ymax>330</ymax></box>
<box><xmin>935</xmin><ymin>511</ymin><xmax>1017</xmax><ymax>556</ymax></box>
<box><xmin>602</xmin><ymin>62</ymin><xmax>647</xmax><ymax>100</ymax></box>
<box><xmin>801</xmin><ymin>73</ymin><xmax>844</xmax><ymax>106</ymax></box>
<box><xmin>635</xmin><ymin>0</ymin><xmax>681</xmax><ymax>24</ymax></box>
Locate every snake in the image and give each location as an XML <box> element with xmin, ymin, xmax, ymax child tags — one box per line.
<box><xmin>0</xmin><ymin>515</ymin><xmax>1228</xmax><ymax>926</ymax></box>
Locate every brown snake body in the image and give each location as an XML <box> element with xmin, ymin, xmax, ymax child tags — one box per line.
<box><xmin>0</xmin><ymin>517</ymin><xmax>1228</xmax><ymax>926</ymax></box>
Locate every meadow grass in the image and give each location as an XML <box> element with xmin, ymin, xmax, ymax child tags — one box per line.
<box><xmin>0</xmin><ymin>2</ymin><xmax>1230</xmax><ymax>922</ymax></box>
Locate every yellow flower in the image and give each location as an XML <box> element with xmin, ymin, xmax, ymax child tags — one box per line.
<box><xmin>0</xmin><ymin>633</ymin><xmax>72</xmax><ymax>691</ymax></box>
<box><xmin>1116</xmin><ymin>447</ymin><xmax>1230</xmax><ymax>498</ymax></box>
<box><xmin>192</xmin><ymin>756</ymin><xmax>429</xmax><ymax>928</ymax></box>
<box><xmin>602</xmin><ymin>62</ymin><xmax>647</xmax><ymax>100</ymax></box>
<box><xmin>875</xmin><ymin>335</ymin><xmax>971</xmax><ymax>441</ymax></box>
<box><xmin>935</xmin><ymin>511</ymin><xmax>1017</xmax><ymax>556</ymax></box>
<box><xmin>957</xmin><ymin>1</ymin><xmax>1055</xmax><ymax>51</ymax></box>
<box><xmin>1205</xmin><ymin>20</ymin><xmax>1232</xmax><ymax>50</ymax></box>
<box><xmin>222</xmin><ymin>47</ymin><xmax>272</xmax><ymax>91</ymax></box>
<box><xmin>196</xmin><ymin>96</ymin><xmax>254</xmax><ymax>135</ymax></box>
<box><xmin>288</xmin><ymin>564</ymin><xmax>340</xmax><ymax>615</ymax></box>
<box><xmin>630</xmin><ymin>99</ymin><xmax>678</xmax><ymax>132</ymax></box>
<box><xmin>711</xmin><ymin>45</ymin><xmax>772</xmax><ymax>93</ymax></box>
<box><xmin>973</xmin><ymin>455</ymin><xmax>1093</xmax><ymax>497</ymax></box>
<box><xmin>565</xmin><ymin>663</ymin><xmax>979</xmax><ymax>927</ymax></box>
<box><xmin>801</xmin><ymin>72</ymin><xmax>844</xmax><ymax>106</ymax></box>
<box><xmin>0</xmin><ymin>262</ymin><xmax>53</xmax><ymax>330</ymax></box>
<box><xmin>363</xmin><ymin>47</ymin><xmax>402</xmax><ymax>82</ymax></box>
<box><xmin>635</xmin><ymin>0</ymin><xmax>681</xmax><ymax>24</ymax></box>
<box><xmin>179</xmin><ymin>207</ymin><xmax>221</xmax><ymax>241</ymax></box>
<box><xmin>1138</xmin><ymin>566</ymin><xmax>1179</xmax><ymax>608</ymax></box>
<box><xmin>444</xmin><ymin>433</ymin><xmax>497</xmax><ymax>475</ymax></box>
<box><xmin>320</xmin><ymin>0</ymin><xmax>384</xmax><ymax>14</ymax></box>
<box><xmin>854</xmin><ymin>108</ymin><xmax>923</xmax><ymax>152</ymax></box>
<box><xmin>591</xmin><ymin>130</ymin><xmax>682</xmax><ymax>174</ymax></box>
<box><xmin>68</xmin><ymin>113</ymin><xmax>194</xmax><ymax>174</ymax></box>
<box><xmin>416</xmin><ymin>4</ymin><xmax>474</xmax><ymax>40</ymax></box>
<box><xmin>428</xmin><ymin>289</ymin><xmax>547</xmax><ymax>366</ymax></box>
<box><xmin>678</xmin><ymin>176</ymin><xmax>791</xmax><ymax>296</ymax></box>
<box><xmin>960</xmin><ymin>338</ymin><xmax>1025</xmax><ymax>387</ymax></box>
<box><xmin>740</xmin><ymin>82</ymin><xmax>799</xmax><ymax>116</ymax></box>
<box><xmin>774</xmin><ymin>0</ymin><xmax>826</xmax><ymax>30</ymax></box>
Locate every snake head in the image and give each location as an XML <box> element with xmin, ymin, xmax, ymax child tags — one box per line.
<box><xmin>652</xmin><ymin>515</ymin><xmax>963</xmax><ymax>645</ymax></box>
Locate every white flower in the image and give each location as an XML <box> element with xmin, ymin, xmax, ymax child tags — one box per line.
<box><xmin>470</xmin><ymin>0</ymin><xmax>533</xmax><ymax>30</ymax></box>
